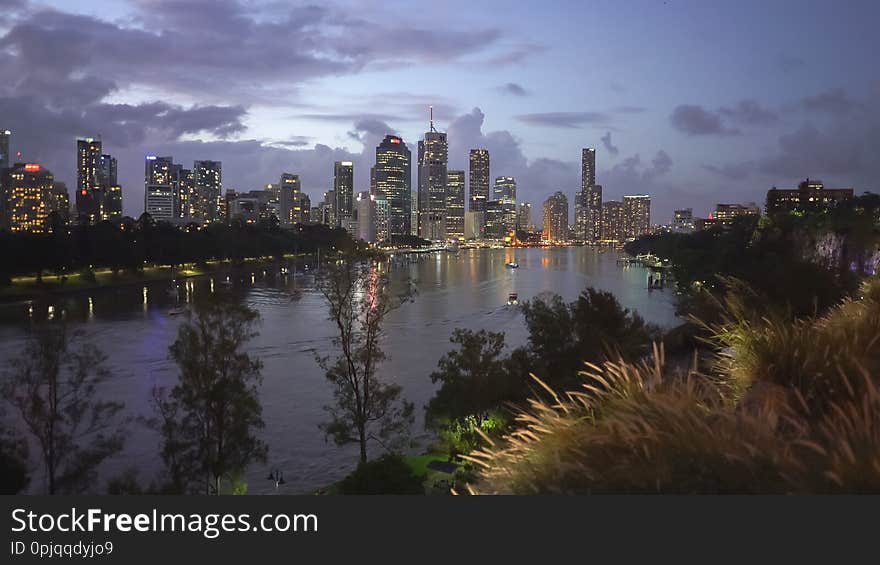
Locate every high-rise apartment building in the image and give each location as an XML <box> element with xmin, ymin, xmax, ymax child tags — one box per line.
<box><xmin>76</xmin><ymin>137</ymin><xmax>102</xmax><ymax>223</ymax></box>
<box><xmin>574</xmin><ymin>148</ymin><xmax>602</xmax><ymax>242</ymax></box>
<box><xmin>543</xmin><ymin>191</ymin><xmax>569</xmax><ymax>243</ymax></box>
<box><xmin>279</xmin><ymin>173</ymin><xmax>302</xmax><ymax>226</ymax></box>
<box><xmin>374</xmin><ymin>135</ymin><xmax>411</xmax><ymax>241</ymax></box>
<box><xmin>144</xmin><ymin>156</ymin><xmax>175</xmax><ymax>221</ymax></box>
<box><xmin>601</xmin><ymin>200</ymin><xmax>625</xmax><ymax>243</ymax></box>
<box><xmin>193</xmin><ymin>160</ymin><xmax>222</xmax><ymax>223</ymax></box>
<box><xmin>446</xmin><ymin>169</ymin><xmax>465</xmax><ymax>240</ymax></box>
<box><xmin>623</xmin><ymin>195</ymin><xmax>651</xmax><ymax>240</ymax></box>
<box><xmin>673</xmin><ymin>208</ymin><xmax>694</xmax><ymax>233</ymax></box>
<box><xmin>8</xmin><ymin>163</ymin><xmax>57</xmax><ymax>233</ymax></box>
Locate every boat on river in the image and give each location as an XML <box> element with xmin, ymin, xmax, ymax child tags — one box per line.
<box><xmin>505</xmin><ymin>262</ymin><xmax>519</xmax><ymax>269</ymax></box>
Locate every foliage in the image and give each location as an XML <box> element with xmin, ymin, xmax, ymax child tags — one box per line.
<box><xmin>0</xmin><ymin>217</ymin><xmax>362</xmax><ymax>283</ymax></box>
<box><xmin>153</xmin><ymin>298</ymin><xmax>267</xmax><ymax>494</ymax></box>
<box><xmin>316</xmin><ymin>255</ymin><xmax>414</xmax><ymax>463</ymax></box>
<box><xmin>625</xmin><ymin>211</ymin><xmax>861</xmax><ymax>319</ymax></box>
<box><xmin>338</xmin><ymin>454</ymin><xmax>425</xmax><ymax>495</ymax></box>
<box><xmin>1</xmin><ymin>323</ymin><xmax>125</xmax><ymax>494</ymax></box>
<box><xmin>466</xmin><ymin>279</ymin><xmax>880</xmax><ymax>494</ymax></box>
<box><xmin>518</xmin><ymin>288</ymin><xmax>659</xmax><ymax>390</ymax></box>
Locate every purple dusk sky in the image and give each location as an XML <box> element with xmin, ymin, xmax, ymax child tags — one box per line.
<box><xmin>1</xmin><ymin>0</ymin><xmax>879</xmax><ymax>222</ymax></box>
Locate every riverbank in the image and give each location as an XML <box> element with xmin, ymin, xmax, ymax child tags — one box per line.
<box><xmin>0</xmin><ymin>254</ymin><xmax>310</xmax><ymax>303</ymax></box>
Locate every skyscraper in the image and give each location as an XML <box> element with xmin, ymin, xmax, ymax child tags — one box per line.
<box><xmin>575</xmin><ymin>148</ymin><xmax>602</xmax><ymax>242</ymax></box>
<box><xmin>193</xmin><ymin>160</ymin><xmax>222</xmax><ymax>223</ymax></box>
<box><xmin>517</xmin><ymin>202</ymin><xmax>532</xmax><ymax>231</ymax></box>
<box><xmin>543</xmin><ymin>191</ymin><xmax>569</xmax><ymax>243</ymax></box>
<box><xmin>673</xmin><ymin>208</ymin><xmax>694</xmax><ymax>233</ymax></box>
<box><xmin>601</xmin><ymin>200</ymin><xmax>624</xmax><ymax>243</ymax></box>
<box><xmin>97</xmin><ymin>153</ymin><xmax>118</xmax><ymax>220</ymax></box>
<box><xmin>446</xmin><ymin>170</ymin><xmax>465</xmax><ymax>241</ymax></box>
<box><xmin>469</xmin><ymin>148</ymin><xmax>490</xmax><ymax>212</ymax></box>
<box><xmin>493</xmin><ymin>176</ymin><xmax>517</xmax><ymax>236</ymax></box>
<box><xmin>144</xmin><ymin>156</ymin><xmax>175</xmax><ymax>221</ymax></box>
<box><xmin>333</xmin><ymin>161</ymin><xmax>354</xmax><ymax>227</ymax></box>
<box><xmin>374</xmin><ymin>135</ymin><xmax>411</xmax><ymax>241</ymax></box>
<box><xmin>623</xmin><ymin>195</ymin><xmax>651</xmax><ymax>240</ymax></box>
<box><xmin>174</xmin><ymin>166</ymin><xmax>195</xmax><ymax>219</ymax></box>
<box><xmin>0</xmin><ymin>130</ymin><xmax>12</xmax><ymax>230</ymax></box>
<box><xmin>76</xmin><ymin>137</ymin><xmax>102</xmax><ymax>224</ymax></box>
<box><xmin>418</xmin><ymin>110</ymin><xmax>448</xmax><ymax>241</ymax></box>
<box><xmin>8</xmin><ymin>163</ymin><xmax>57</xmax><ymax>233</ymax></box>
<box><xmin>279</xmin><ymin>173</ymin><xmax>301</xmax><ymax>226</ymax></box>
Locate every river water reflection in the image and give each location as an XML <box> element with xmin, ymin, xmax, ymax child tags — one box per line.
<box><xmin>0</xmin><ymin>247</ymin><xmax>678</xmax><ymax>494</ymax></box>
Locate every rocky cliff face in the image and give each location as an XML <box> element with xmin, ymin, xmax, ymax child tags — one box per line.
<box><xmin>800</xmin><ymin>229</ymin><xmax>880</xmax><ymax>276</ymax></box>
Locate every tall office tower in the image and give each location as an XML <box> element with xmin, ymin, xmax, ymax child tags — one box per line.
<box><xmin>103</xmin><ymin>185</ymin><xmax>123</xmax><ymax>220</ymax></box>
<box><xmin>279</xmin><ymin>173</ymin><xmax>301</xmax><ymax>226</ymax></box>
<box><xmin>469</xmin><ymin>149</ymin><xmax>489</xmax><ymax>212</ymax></box>
<box><xmin>588</xmin><ymin>184</ymin><xmax>603</xmax><ymax>241</ymax></box>
<box><xmin>8</xmin><ymin>163</ymin><xmax>55</xmax><ymax>233</ymax></box>
<box><xmin>174</xmin><ymin>166</ymin><xmax>195</xmax><ymax>219</ymax></box>
<box><xmin>76</xmin><ymin>137</ymin><xmax>103</xmax><ymax>224</ymax></box>
<box><xmin>144</xmin><ymin>156</ymin><xmax>175</xmax><ymax>221</ymax></box>
<box><xmin>410</xmin><ymin>190</ymin><xmax>419</xmax><ymax>237</ymax></box>
<box><xmin>356</xmin><ymin>191</ymin><xmax>378</xmax><ymax>243</ymax></box>
<box><xmin>493</xmin><ymin>176</ymin><xmax>517</xmax><ymax>236</ymax></box>
<box><xmin>673</xmin><ymin>208</ymin><xmax>694</xmax><ymax>233</ymax></box>
<box><xmin>192</xmin><ymin>160</ymin><xmax>222</xmax><ymax>223</ymax></box>
<box><xmin>446</xmin><ymin>169</ymin><xmax>465</xmax><ymax>240</ymax></box>
<box><xmin>484</xmin><ymin>200</ymin><xmax>505</xmax><ymax>240</ymax></box>
<box><xmin>417</xmin><ymin>109</ymin><xmax>448</xmax><ymax>241</ymax></box>
<box><xmin>333</xmin><ymin>161</ymin><xmax>354</xmax><ymax>228</ymax></box>
<box><xmin>542</xmin><ymin>191</ymin><xmax>569</xmax><ymax>243</ymax></box>
<box><xmin>374</xmin><ymin>135</ymin><xmax>411</xmax><ymax>241</ymax></box>
<box><xmin>623</xmin><ymin>194</ymin><xmax>651</xmax><ymax>240</ymax></box>
<box><xmin>601</xmin><ymin>200</ymin><xmax>625</xmax><ymax>243</ymax></box>
<box><xmin>517</xmin><ymin>202</ymin><xmax>532</xmax><ymax>231</ymax></box>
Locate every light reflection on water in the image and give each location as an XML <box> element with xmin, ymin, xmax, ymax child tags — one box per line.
<box><xmin>0</xmin><ymin>248</ymin><xmax>677</xmax><ymax>494</ymax></box>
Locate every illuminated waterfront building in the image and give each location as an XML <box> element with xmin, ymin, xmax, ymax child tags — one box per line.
<box><xmin>542</xmin><ymin>191</ymin><xmax>569</xmax><ymax>243</ymax></box>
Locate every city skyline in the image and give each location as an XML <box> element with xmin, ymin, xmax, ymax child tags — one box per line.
<box><xmin>1</xmin><ymin>1</ymin><xmax>879</xmax><ymax>221</ymax></box>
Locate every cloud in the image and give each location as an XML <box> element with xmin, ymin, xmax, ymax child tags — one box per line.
<box><xmin>0</xmin><ymin>1</ymin><xmax>504</xmax><ymax>105</ymax></box>
<box><xmin>670</xmin><ymin>105</ymin><xmax>739</xmax><ymax>136</ymax></box>
<box><xmin>718</xmin><ymin>100</ymin><xmax>778</xmax><ymax>126</ymax></box>
<box><xmin>702</xmin><ymin>162</ymin><xmax>753</xmax><ymax>181</ymax></box>
<box><xmin>614</xmin><ymin>106</ymin><xmax>647</xmax><ymax>114</ymax></box>
<box><xmin>647</xmin><ymin>150</ymin><xmax>673</xmax><ymax>179</ymax></box>
<box><xmin>514</xmin><ymin>112</ymin><xmax>610</xmax><ymax>129</ymax></box>
<box><xmin>497</xmin><ymin>82</ymin><xmax>528</xmax><ymax>96</ymax></box>
<box><xmin>801</xmin><ymin>89</ymin><xmax>865</xmax><ymax>117</ymax></box>
<box><xmin>601</xmin><ymin>131</ymin><xmax>619</xmax><ymax>156</ymax></box>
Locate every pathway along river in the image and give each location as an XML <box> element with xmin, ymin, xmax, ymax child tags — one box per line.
<box><xmin>0</xmin><ymin>247</ymin><xmax>677</xmax><ymax>494</ymax></box>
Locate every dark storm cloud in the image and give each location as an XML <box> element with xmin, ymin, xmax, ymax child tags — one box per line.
<box><xmin>497</xmin><ymin>83</ymin><xmax>528</xmax><ymax>96</ymax></box>
<box><xmin>514</xmin><ymin>112</ymin><xmax>610</xmax><ymax>129</ymax></box>
<box><xmin>670</xmin><ymin>105</ymin><xmax>739</xmax><ymax>136</ymax></box>
<box><xmin>718</xmin><ymin>100</ymin><xmax>778</xmax><ymax>126</ymax></box>
<box><xmin>601</xmin><ymin>131</ymin><xmax>619</xmax><ymax>156</ymax></box>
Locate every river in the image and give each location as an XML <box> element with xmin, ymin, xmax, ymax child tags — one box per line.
<box><xmin>0</xmin><ymin>247</ymin><xmax>678</xmax><ymax>494</ymax></box>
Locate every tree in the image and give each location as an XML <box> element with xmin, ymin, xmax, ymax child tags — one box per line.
<box><xmin>316</xmin><ymin>255</ymin><xmax>414</xmax><ymax>464</ymax></box>
<box><xmin>1</xmin><ymin>324</ymin><xmax>125</xmax><ymax>494</ymax></box>
<box><xmin>426</xmin><ymin>329</ymin><xmax>519</xmax><ymax>453</ymax></box>
<box><xmin>153</xmin><ymin>299</ymin><xmax>266</xmax><ymax>495</ymax></box>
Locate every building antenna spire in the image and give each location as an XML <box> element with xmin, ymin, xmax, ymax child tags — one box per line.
<box><xmin>429</xmin><ymin>105</ymin><xmax>436</xmax><ymax>132</ymax></box>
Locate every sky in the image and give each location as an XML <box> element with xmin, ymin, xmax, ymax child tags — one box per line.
<box><xmin>1</xmin><ymin>0</ymin><xmax>879</xmax><ymax>222</ymax></box>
